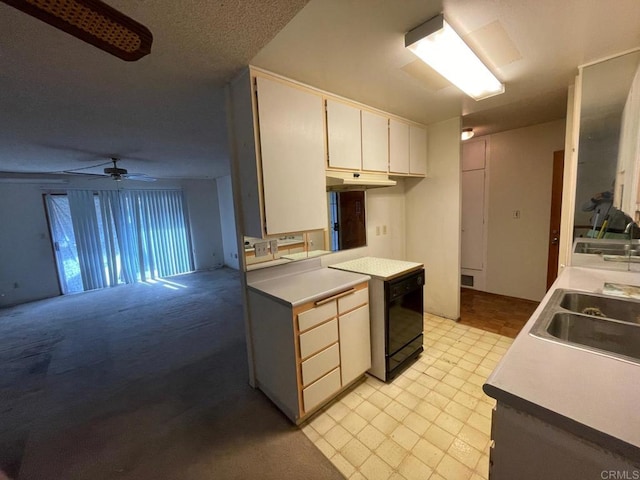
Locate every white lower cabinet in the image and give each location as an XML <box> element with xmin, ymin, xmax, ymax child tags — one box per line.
<box><xmin>248</xmin><ymin>281</ymin><xmax>370</xmax><ymax>423</ymax></box>
<box><xmin>339</xmin><ymin>304</ymin><xmax>371</xmax><ymax>386</ymax></box>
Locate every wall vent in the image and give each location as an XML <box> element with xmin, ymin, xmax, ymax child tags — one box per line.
<box><xmin>461</xmin><ymin>274</ymin><xmax>474</xmax><ymax>287</ymax></box>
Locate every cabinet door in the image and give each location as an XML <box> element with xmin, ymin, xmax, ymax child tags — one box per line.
<box><xmin>256</xmin><ymin>76</ymin><xmax>328</xmax><ymax>235</ymax></box>
<box><xmin>361</xmin><ymin>111</ymin><xmax>389</xmax><ymax>172</ymax></box>
<box><xmin>339</xmin><ymin>304</ymin><xmax>371</xmax><ymax>386</ymax></box>
<box><xmin>409</xmin><ymin>124</ymin><xmax>428</xmax><ymax>176</ymax></box>
<box><xmin>326</xmin><ymin>99</ymin><xmax>362</xmax><ymax>170</ymax></box>
<box><xmin>389</xmin><ymin>119</ymin><xmax>410</xmax><ymax>174</ymax></box>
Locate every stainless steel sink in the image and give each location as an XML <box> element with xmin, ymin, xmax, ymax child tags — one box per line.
<box><xmin>559</xmin><ymin>291</ymin><xmax>640</xmax><ymax>324</ymax></box>
<box><xmin>573</xmin><ymin>240</ymin><xmax>640</xmax><ymax>256</ymax></box>
<box><xmin>545</xmin><ymin>313</ymin><xmax>640</xmax><ymax>362</ymax></box>
<box><xmin>530</xmin><ymin>289</ymin><xmax>640</xmax><ymax>365</ymax></box>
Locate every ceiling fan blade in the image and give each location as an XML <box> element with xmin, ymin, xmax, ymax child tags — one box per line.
<box><xmin>123</xmin><ymin>173</ymin><xmax>156</xmax><ymax>182</ymax></box>
<box><xmin>61</xmin><ymin>171</ymin><xmax>108</xmax><ymax>177</ymax></box>
<box><xmin>1</xmin><ymin>0</ymin><xmax>153</xmax><ymax>61</ymax></box>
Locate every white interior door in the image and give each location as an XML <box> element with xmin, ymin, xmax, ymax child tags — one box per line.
<box><xmin>461</xmin><ymin>169</ymin><xmax>485</xmax><ymax>270</ymax></box>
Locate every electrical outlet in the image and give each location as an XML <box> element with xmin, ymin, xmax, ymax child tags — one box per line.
<box><xmin>382</xmin><ymin>225</ymin><xmax>388</xmax><ymax>235</ymax></box>
<box><xmin>255</xmin><ymin>241</ymin><xmax>269</xmax><ymax>257</ymax></box>
<box><xmin>513</xmin><ymin>210</ymin><xmax>521</xmax><ymax>219</ymax></box>
<box><xmin>376</xmin><ymin>226</ymin><xmax>381</xmax><ymax>236</ymax></box>
<box><xmin>269</xmin><ymin>240</ymin><xmax>279</xmax><ymax>259</ymax></box>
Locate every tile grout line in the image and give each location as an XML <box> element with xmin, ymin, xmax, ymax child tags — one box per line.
<box><xmin>300</xmin><ymin>313</ymin><xmax>514</xmax><ymax>480</ymax></box>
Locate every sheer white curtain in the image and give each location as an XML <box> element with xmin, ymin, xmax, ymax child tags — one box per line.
<box><xmin>47</xmin><ymin>189</ymin><xmax>193</xmax><ymax>293</ymax></box>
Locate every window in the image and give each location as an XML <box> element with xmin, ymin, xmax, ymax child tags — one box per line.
<box><xmin>46</xmin><ymin>189</ymin><xmax>193</xmax><ymax>293</ymax></box>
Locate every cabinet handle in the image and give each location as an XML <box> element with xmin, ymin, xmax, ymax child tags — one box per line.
<box><xmin>315</xmin><ymin>288</ymin><xmax>356</xmax><ymax>306</ymax></box>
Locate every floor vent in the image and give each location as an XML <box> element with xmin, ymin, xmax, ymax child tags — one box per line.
<box><xmin>461</xmin><ymin>274</ymin><xmax>474</xmax><ymax>287</ymax></box>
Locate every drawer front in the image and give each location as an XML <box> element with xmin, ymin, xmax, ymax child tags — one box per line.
<box><xmin>301</xmin><ymin>343</ymin><xmax>340</xmax><ymax>387</ymax></box>
<box><xmin>299</xmin><ymin>319</ymin><xmax>338</xmax><ymax>359</ymax></box>
<box><xmin>338</xmin><ymin>286</ymin><xmax>368</xmax><ymax>314</ymax></box>
<box><xmin>302</xmin><ymin>367</ymin><xmax>341</xmax><ymax>413</ymax></box>
<box><xmin>298</xmin><ymin>301</ymin><xmax>337</xmax><ymax>332</ymax></box>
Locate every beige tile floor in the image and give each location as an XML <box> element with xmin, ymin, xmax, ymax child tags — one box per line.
<box><xmin>300</xmin><ymin>313</ymin><xmax>514</xmax><ymax>480</ymax></box>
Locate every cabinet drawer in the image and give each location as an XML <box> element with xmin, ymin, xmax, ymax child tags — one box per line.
<box><xmin>299</xmin><ymin>319</ymin><xmax>338</xmax><ymax>359</ymax></box>
<box><xmin>298</xmin><ymin>301</ymin><xmax>337</xmax><ymax>332</ymax></box>
<box><xmin>301</xmin><ymin>343</ymin><xmax>340</xmax><ymax>386</ymax></box>
<box><xmin>302</xmin><ymin>367</ymin><xmax>341</xmax><ymax>413</ymax></box>
<box><xmin>338</xmin><ymin>286</ymin><xmax>368</xmax><ymax>314</ymax></box>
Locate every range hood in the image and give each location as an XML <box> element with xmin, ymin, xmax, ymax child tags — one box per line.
<box><xmin>326</xmin><ymin>171</ymin><xmax>397</xmax><ymax>190</ymax></box>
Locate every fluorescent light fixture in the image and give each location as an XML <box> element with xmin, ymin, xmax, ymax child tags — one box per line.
<box><xmin>461</xmin><ymin>128</ymin><xmax>475</xmax><ymax>141</ymax></box>
<box><xmin>405</xmin><ymin>14</ymin><xmax>505</xmax><ymax>100</ymax></box>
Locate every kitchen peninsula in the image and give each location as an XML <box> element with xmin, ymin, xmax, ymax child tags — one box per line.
<box><xmin>247</xmin><ymin>258</ymin><xmax>372</xmax><ymax>423</ymax></box>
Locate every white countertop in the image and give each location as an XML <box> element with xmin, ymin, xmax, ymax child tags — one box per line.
<box><xmin>484</xmin><ymin>266</ymin><xmax>640</xmax><ymax>460</ymax></box>
<box><xmin>328</xmin><ymin>256</ymin><xmax>423</xmax><ymax>280</ymax></box>
<box><xmin>248</xmin><ymin>267</ymin><xmax>370</xmax><ymax>307</ymax></box>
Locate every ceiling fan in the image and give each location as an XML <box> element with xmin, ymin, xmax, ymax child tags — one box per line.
<box><xmin>63</xmin><ymin>157</ymin><xmax>156</xmax><ymax>182</ymax></box>
<box><xmin>102</xmin><ymin>157</ymin><xmax>155</xmax><ymax>182</ymax></box>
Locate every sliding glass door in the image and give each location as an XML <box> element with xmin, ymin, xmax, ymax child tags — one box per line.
<box><xmin>46</xmin><ymin>195</ymin><xmax>83</xmax><ymax>294</ymax></box>
<box><xmin>45</xmin><ymin>189</ymin><xmax>193</xmax><ymax>294</ymax></box>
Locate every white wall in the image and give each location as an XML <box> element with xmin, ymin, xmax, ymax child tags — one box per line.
<box><xmin>0</xmin><ymin>177</ymin><xmax>225</xmax><ymax>306</ymax></box>
<box><xmin>0</xmin><ymin>183</ymin><xmax>60</xmax><ymax>306</ymax></box>
<box><xmin>365</xmin><ymin>182</ymin><xmax>406</xmax><ymax>260</ymax></box>
<box><xmin>182</xmin><ymin>179</ymin><xmax>224</xmax><ymax>271</ymax></box>
<box><xmin>484</xmin><ymin>120</ymin><xmax>566</xmax><ymax>301</ymax></box>
<box><xmin>405</xmin><ymin>117</ymin><xmax>461</xmax><ymax>320</ymax></box>
<box><xmin>216</xmin><ymin>175</ymin><xmax>239</xmax><ymax>269</ymax></box>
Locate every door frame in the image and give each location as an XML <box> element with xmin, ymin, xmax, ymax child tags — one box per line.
<box><xmin>546</xmin><ymin>150</ymin><xmax>565</xmax><ymax>290</ymax></box>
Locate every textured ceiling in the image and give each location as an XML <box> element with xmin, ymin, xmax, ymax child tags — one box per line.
<box><xmin>0</xmin><ymin>0</ymin><xmax>309</xmax><ymax>179</ymax></box>
<box><xmin>1</xmin><ymin>0</ymin><xmax>640</xmax><ymax>179</ymax></box>
<box><xmin>253</xmin><ymin>0</ymin><xmax>640</xmax><ymax>137</ymax></box>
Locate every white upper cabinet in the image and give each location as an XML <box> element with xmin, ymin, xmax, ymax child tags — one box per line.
<box><xmin>409</xmin><ymin>124</ymin><xmax>428</xmax><ymax>176</ymax></box>
<box><xmin>256</xmin><ymin>76</ymin><xmax>328</xmax><ymax>235</ymax></box>
<box><xmin>389</xmin><ymin>119</ymin><xmax>410</xmax><ymax>174</ymax></box>
<box><xmin>326</xmin><ymin>99</ymin><xmax>362</xmax><ymax>170</ymax></box>
<box><xmin>361</xmin><ymin>110</ymin><xmax>389</xmax><ymax>172</ymax></box>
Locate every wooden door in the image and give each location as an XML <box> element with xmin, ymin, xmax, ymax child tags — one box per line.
<box><xmin>337</xmin><ymin>191</ymin><xmax>366</xmax><ymax>250</ymax></box>
<box><xmin>546</xmin><ymin>150</ymin><xmax>565</xmax><ymax>290</ymax></box>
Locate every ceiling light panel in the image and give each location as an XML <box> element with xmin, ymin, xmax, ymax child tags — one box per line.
<box><xmin>405</xmin><ymin>15</ymin><xmax>505</xmax><ymax>101</ymax></box>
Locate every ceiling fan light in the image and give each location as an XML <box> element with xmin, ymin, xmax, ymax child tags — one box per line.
<box><xmin>461</xmin><ymin>128</ymin><xmax>475</xmax><ymax>141</ymax></box>
<box><xmin>1</xmin><ymin>0</ymin><xmax>152</xmax><ymax>61</ymax></box>
<box><xmin>405</xmin><ymin>14</ymin><xmax>504</xmax><ymax>101</ymax></box>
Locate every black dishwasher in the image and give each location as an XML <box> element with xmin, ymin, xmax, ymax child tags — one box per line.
<box><xmin>384</xmin><ymin>269</ymin><xmax>425</xmax><ymax>380</ymax></box>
